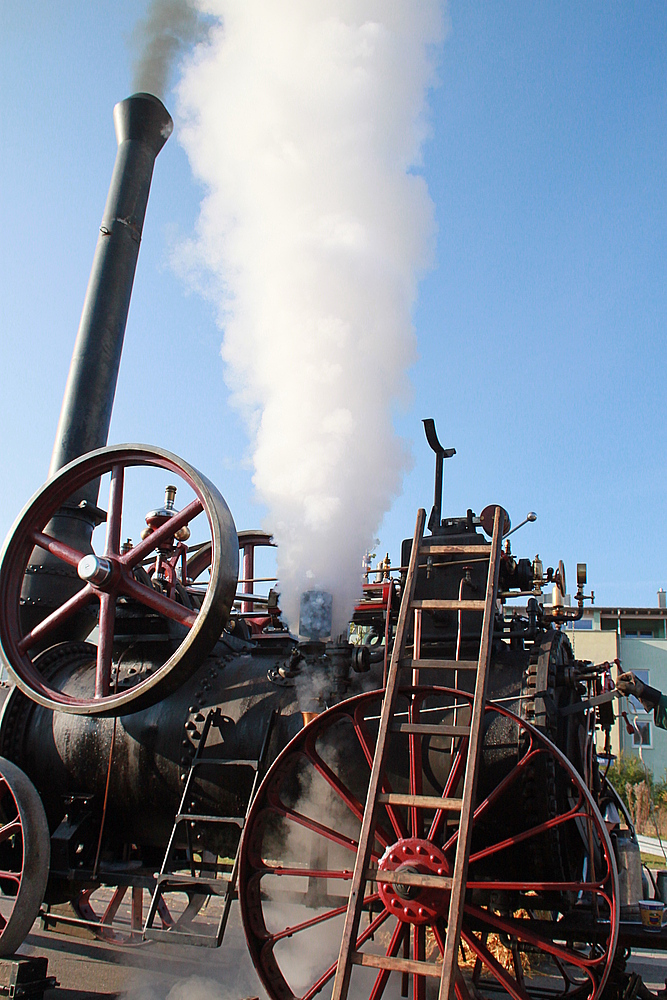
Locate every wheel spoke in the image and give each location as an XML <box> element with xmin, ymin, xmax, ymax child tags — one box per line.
<box><xmin>94</xmin><ymin>592</ymin><xmax>116</xmax><ymax>698</ymax></box>
<box><xmin>433</xmin><ymin>924</ymin><xmax>472</xmax><ymax>1000</ymax></box>
<box><xmin>105</xmin><ymin>465</ymin><xmax>124</xmax><ymax>557</ymax></box>
<box><xmin>269</xmin><ymin>900</ymin><xmax>351</xmax><ymax>944</ymax></box>
<box><xmin>0</xmin><ymin>822</ymin><xmax>21</xmax><ymax>845</ymax></box>
<box><xmin>301</xmin><ymin>738</ymin><xmax>392</xmax><ymax>850</ymax></box>
<box><xmin>101</xmin><ymin>886</ymin><xmax>127</xmax><ymax>924</ymax></box>
<box><xmin>443</xmin><ymin>749</ymin><xmax>540</xmax><ymax>854</ymax></box>
<box><xmin>300</xmin><ymin>906</ymin><xmax>390</xmax><ymax>1000</ymax></box>
<box><xmin>467</xmin><ymin>878</ymin><xmax>610</xmax><ymax>892</ymax></box>
<box><xmin>18</xmin><ymin>584</ymin><xmax>96</xmax><ymax>653</ymax></box>
<box><xmin>266</xmin><ymin>802</ymin><xmax>379</xmax><ymax>861</ymax></box>
<box><xmin>369</xmin><ymin>920</ymin><xmax>408</xmax><ymax>1000</ymax></box>
<box><xmin>122</xmin><ymin>499</ymin><xmax>204</xmax><ymax>569</ymax></box>
<box><xmin>260</xmin><ymin>865</ymin><xmax>353</xmax><ymax>880</ymax></box>
<box><xmin>461</xmin><ymin>926</ymin><xmax>532</xmax><ymax>1000</ymax></box>
<box><xmin>353</xmin><ymin>703</ymin><xmax>408</xmax><ymax>841</ymax></box>
<box><xmin>413</xmin><ymin>923</ymin><xmax>426</xmax><ymax>1000</ymax></box>
<box><xmin>28</xmin><ymin>529</ymin><xmax>85</xmax><ymax>569</ymax></box>
<box><xmin>428</xmin><ymin>736</ymin><xmax>468</xmax><ymax>842</ymax></box>
<box><xmin>468</xmin><ymin>803</ymin><xmax>590</xmax><ymax>866</ymax></box>
<box><xmin>463</xmin><ymin>902</ymin><xmax>607</xmax><ymax>972</ymax></box>
<box><xmin>0</xmin><ymin>870</ymin><xmax>20</xmax><ymax>882</ymax></box>
<box><xmin>120</xmin><ymin>573</ymin><xmax>197</xmax><ymax>627</ymax></box>
<box><xmin>409</xmin><ymin>699</ymin><xmax>423</xmax><ymax>839</ymax></box>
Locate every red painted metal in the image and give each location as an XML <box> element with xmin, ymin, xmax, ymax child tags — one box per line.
<box><xmin>377</xmin><ymin>838</ymin><xmax>451</xmax><ymax>924</ymax></box>
<box><xmin>70</xmin><ymin>885</ymin><xmax>173</xmax><ymax>944</ymax></box>
<box><xmin>0</xmin><ymin>445</ymin><xmax>236</xmax><ymax>715</ymax></box>
<box><xmin>239</xmin><ymin>687</ymin><xmax>618</xmax><ymax>1000</ymax></box>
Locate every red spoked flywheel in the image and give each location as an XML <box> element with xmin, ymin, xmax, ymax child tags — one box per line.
<box><xmin>0</xmin><ymin>444</ymin><xmax>238</xmax><ymax>716</ymax></box>
<box><xmin>239</xmin><ymin>686</ymin><xmax>618</xmax><ymax>1000</ymax></box>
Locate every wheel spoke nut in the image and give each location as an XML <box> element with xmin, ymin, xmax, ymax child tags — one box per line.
<box><xmin>78</xmin><ymin>554</ymin><xmax>113</xmax><ymax>586</ymax></box>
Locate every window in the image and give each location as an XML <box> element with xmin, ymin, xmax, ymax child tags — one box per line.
<box><xmin>629</xmin><ymin>669</ymin><xmax>650</xmax><ymax>712</ymax></box>
<box><xmin>632</xmin><ymin>718</ymin><xmax>652</xmax><ymax>748</ymax></box>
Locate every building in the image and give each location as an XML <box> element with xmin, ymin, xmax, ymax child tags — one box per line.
<box><xmin>565</xmin><ymin>595</ymin><xmax>667</xmax><ymax>779</ymax></box>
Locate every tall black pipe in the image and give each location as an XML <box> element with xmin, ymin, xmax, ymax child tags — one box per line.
<box><xmin>21</xmin><ymin>94</ymin><xmax>173</xmax><ymax>642</ymax></box>
<box><xmin>50</xmin><ymin>93</ymin><xmax>173</xmax><ymax>486</ymax></box>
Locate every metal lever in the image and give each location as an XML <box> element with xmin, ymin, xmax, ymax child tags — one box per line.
<box><xmin>422</xmin><ymin>418</ymin><xmax>455</xmax><ymax>533</ymax></box>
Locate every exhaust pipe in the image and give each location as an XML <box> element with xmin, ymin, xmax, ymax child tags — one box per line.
<box><xmin>50</xmin><ymin>92</ymin><xmax>173</xmax><ymax>480</ymax></box>
<box><xmin>22</xmin><ymin>94</ymin><xmax>173</xmax><ymax>641</ymax></box>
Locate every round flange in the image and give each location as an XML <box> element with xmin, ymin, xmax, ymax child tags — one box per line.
<box><xmin>378</xmin><ymin>837</ymin><xmax>450</xmax><ymax>924</ymax></box>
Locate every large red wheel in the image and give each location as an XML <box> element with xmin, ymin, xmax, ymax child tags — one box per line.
<box><xmin>239</xmin><ymin>687</ymin><xmax>618</xmax><ymax>1000</ymax></box>
<box><xmin>0</xmin><ymin>757</ymin><xmax>50</xmax><ymax>956</ymax></box>
<box><xmin>0</xmin><ymin>445</ymin><xmax>238</xmax><ymax>715</ymax></box>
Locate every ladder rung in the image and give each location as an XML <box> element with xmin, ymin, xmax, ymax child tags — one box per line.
<box><xmin>412</xmin><ymin>599</ymin><xmax>485</xmax><ymax>611</ymax></box>
<box><xmin>391</xmin><ymin>723</ymin><xmax>470</xmax><ymax>737</ymax></box>
<box><xmin>144</xmin><ymin>927</ymin><xmax>221</xmax><ymax>947</ymax></box>
<box><xmin>377</xmin><ymin>793</ymin><xmax>462</xmax><ymax>811</ymax></box>
<box><xmin>190</xmin><ymin>758</ymin><xmax>259</xmax><ymax>769</ymax></box>
<box><xmin>401</xmin><ymin>658</ymin><xmax>478</xmax><ymax>671</ymax></box>
<box><xmin>155</xmin><ymin>873</ymin><xmax>232</xmax><ymax>893</ymax></box>
<box><xmin>175</xmin><ymin>814</ymin><xmax>245</xmax><ymax>826</ymax></box>
<box><xmin>419</xmin><ymin>542</ymin><xmax>491</xmax><ymax>556</ymax></box>
<box><xmin>366</xmin><ymin>868</ymin><xmax>453</xmax><ymax>890</ymax></box>
<box><xmin>351</xmin><ymin>952</ymin><xmax>442</xmax><ymax>977</ymax></box>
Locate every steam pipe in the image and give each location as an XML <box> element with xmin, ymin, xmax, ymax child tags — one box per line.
<box><xmin>49</xmin><ymin>93</ymin><xmax>173</xmax><ymax>491</ymax></box>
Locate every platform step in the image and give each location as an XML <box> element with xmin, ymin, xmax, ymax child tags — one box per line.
<box><xmin>391</xmin><ymin>722</ymin><xmax>470</xmax><ymax>737</ymax></box>
<box><xmin>377</xmin><ymin>792</ymin><xmax>462</xmax><ymax>811</ymax></box>
<box><xmin>401</xmin><ymin>658</ymin><xmax>478</xmax><ymax>671</ymax></box>
<box><xmin>419</xmin><ymin>542</ymin><xmax>491</xmax><ymax>556</ymax></box>
<box><xmin>351</xmin><ymin>952</ymin><xmax>442</xmax><ymax>977</ymax></box>
<box><xmin>412</xmin><ymin>598</ymin><xmax>485</xmax><ymax>611</ymax></box>
<box><xmin>144</xmin><ymin>926</ymin><xmax>221</xmax><ymax>948</ymax></box>
<box><xmin>155</xmin><ymin>872</ymin><xmax>232</xmax><ymax>893</ymax></box>
<box><xmin>174</xmin><ymin>813</ymin><xmax>245</xmax><ymax>826</ymax></box>
<box><xmin>366</xmin><ymin>868</ymin><xmax>453</xmax><ymax>890</ymax></box>
<box><xmin>190</xmin><ymin>757</ymin><xmax>258</xmax><ymax>769</ymax></box>
<box><xmin>401</xmin><ymin>658</ymin><xmax>478</xmax><ymax>672</ymax></box>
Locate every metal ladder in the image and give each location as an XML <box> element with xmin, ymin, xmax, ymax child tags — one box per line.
<box><xmin>331</xmin><ymin>504</ymin><xmax>505</xmax><ymax>1000</ymax></box>
<box><xmin>144</xmin><ymin>707</ymin><xmax>272</xmax><ymax>947</ymax></box>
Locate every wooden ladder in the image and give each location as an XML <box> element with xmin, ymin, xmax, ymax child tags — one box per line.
<box><xmin>331</xmin><ymin>505</ymin><xmax>505</xmax><ymax>1000</ymax></box>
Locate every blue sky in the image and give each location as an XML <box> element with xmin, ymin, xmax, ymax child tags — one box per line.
<box><xmin>1</xmin><ymin>2</ymin><xmax>666</xmax><ymax>607</ymax></box>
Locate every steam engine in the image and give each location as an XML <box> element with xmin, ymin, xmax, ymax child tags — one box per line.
<box><xmin>0</xmin><ymin>90</ymin><xmax>653</xmax><ymax>1000</ymax></box>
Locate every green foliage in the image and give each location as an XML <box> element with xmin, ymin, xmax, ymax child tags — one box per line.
<box><xmin>606</xmin><ymin>752</ymin><xmax>667</xmax><ymax>809</ymax></box>
<box><xmin>607</xmin><ymin>752</ymin><xmax>654</xmax><ymax>809</ymax></box>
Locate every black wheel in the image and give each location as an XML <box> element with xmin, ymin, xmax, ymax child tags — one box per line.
<box><xmin>0</xmin><ymin>757</ymin><xmax>50</xmax><ymax>955</ymax></box>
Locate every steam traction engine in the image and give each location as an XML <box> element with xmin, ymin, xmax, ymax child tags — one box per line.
<box><xmin>0</xmin><ymin>92</ymin><xmax>662</xmax><ymax>1000</ymax></box>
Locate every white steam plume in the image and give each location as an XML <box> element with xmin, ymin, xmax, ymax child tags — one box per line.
<box><xmin>131</xmin><ymin>0</ymin><xmax>208</xmax><ymax>98</ymax></box>
<box><xmin>175</xmin><ymin>1</ymin><xmax>444</xmax><ymax>633</ymax></box>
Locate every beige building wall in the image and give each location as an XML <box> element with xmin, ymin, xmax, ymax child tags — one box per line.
<box><xmin>567</xmin><ymin>629</ymin><xmax>621</xmax><ymax>759</ymax></box>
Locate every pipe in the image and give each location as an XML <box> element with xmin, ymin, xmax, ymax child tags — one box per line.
<box><xmin>50</xmin><ymin>93</ymin><xmax>173</xmax><ymax>488</ymax></box>
<box><xmin>21</xmin><ymin>95</ymin><xmax>173</xmax><ymax>642</ymax></box>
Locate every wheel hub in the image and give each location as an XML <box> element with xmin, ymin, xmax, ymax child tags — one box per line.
<box><xmin>77</xmin><ymin>554</ymin><xmax>114</xmax><ymax>586</ymax></box>
<box><xmin>377</xmin><ymin>837</ymin><xmax>451</xmax><ymax>925</ymax></box>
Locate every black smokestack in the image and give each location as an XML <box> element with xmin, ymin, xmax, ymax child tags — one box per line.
<box><xmin>21</xmin><ymin>95</ymin><xmax>172</xmax><ymax>643</ymax></box>
<box><xmin>49</xmin><ymin>93</ymin><xmax>173</xmax><ymax>485</ymax></box>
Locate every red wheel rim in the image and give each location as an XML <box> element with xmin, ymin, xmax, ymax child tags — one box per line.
<box><xmin>0</xmin><ymin>445</ymin><xmax>238</xmax><ymax>715</ymax></box>
<box><xmin>239</xmin><ymin>687</ymin><xmax>618</xmax><ymax>1000</ymax></box>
